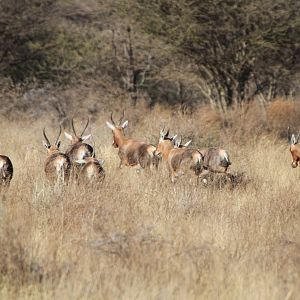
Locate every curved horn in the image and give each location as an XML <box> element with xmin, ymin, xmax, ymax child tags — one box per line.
<box><xmin>296</xmin><ymin>130</ymin><xmax>300</xmax><ymax>143</ymax></box>
<box><xmin>55</xmin><ymin>126</ymin><xmax>62</xmax><ymax>146</ymax></box>
<box><xmin>43</xmin><ymin>128</ymin><xmax>51</xmax><ymax>146</ymax></box>
<box><xmin>110</xmin><ymin>112</ymin><xmax>116</xmax><ymax>126</ymax></box>
<box><xmin>119</xmin><ymin>110</ymin><xmax>125</xmax><ymax>126</ymax></box>
<box><xmin>80</xmin><ymin>118</ymin><xmax>89</xmax><ymax>137</ymax></box>
<box><xmin>71</xmin><ymin>118</ymin><xmax>77</xmax><ymax>136</ymax></box>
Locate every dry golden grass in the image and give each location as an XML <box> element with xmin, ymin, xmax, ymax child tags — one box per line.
<box><xmin>0</xmin><ymin>104</ymin><xmax>300</xmax><ymax>300</ymax></box>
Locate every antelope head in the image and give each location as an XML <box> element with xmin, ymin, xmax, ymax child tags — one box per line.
<box><xmin>105</xmin><ymin>111</ymin><xmax>128</xmax><ymax>148</ymax></box>
<box><xmin>288</xmin><ymin>127</ymin><xmax>300</xmax><ymax>168</ymax></box>
<box><xmin>64</xmin><ymin>118</ymin><xmax>91</xmax><ymax>144</ymax></box>
<box><xmin>43</xmin><ymin>126</ymin><xmax>62</xmax><ymax>155</ymax></box>
<box><xmin>154</xmin><ymin>129</ymin><xmax>177</xmax><ymax>159</ymax></box>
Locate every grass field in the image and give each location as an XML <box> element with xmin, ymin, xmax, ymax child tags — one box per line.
<box><xmin>0</xmin><ymin>104</ymin><xmax>300</xmax><ymax>299</ymax></box>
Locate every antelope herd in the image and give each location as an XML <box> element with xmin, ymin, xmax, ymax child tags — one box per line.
<box><xmin>0</xmin><ymin>114</ymin><xmax>299</xmax><ymax>188</ymax></box>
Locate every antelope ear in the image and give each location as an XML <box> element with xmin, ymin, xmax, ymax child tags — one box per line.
<box><xmin>43</xmin><ymin>141</ymin><xmax>50</xmax><ymax>149</ymax></box>
<box><xmin>159</xmin><ymin>129</ymin><xmax>164</xmax><ymax>141</ymax></box>
<box><xmin>121</xmin><ymin>120</ymin><xmax>128</xmax><ymax>129</ymax></box>
<box><xmin>184</xmin><ymin>140</ymin><xmax>192</xmax><ymax>147</ymax></box>
<box><xmin>64</xmin><ymin>131</ymin><xmax>73</xmax><ymax>140</ymax></box>
<box><xmin>106</xmin><ymin>121</ymin><xmax>115</xmax><ymax>130</ymax></box>
<box><xmin>75</xmin><ymin>159</ymin><xmax>86</xmax><ymax>164</ymax></box>
<box><xmin>291</xmin><ymin>134</ymin><xmax>297</xmax><ymax>145</ymax></box>
<box><xmin>98</xmin><ymin>159</ymin><xmax>105</xmax><ymax>166</ymax></box>
<box><xmin>82</xmin><ymin>134</ymin><xmax>91</xmax><ymax>141</ymax></box>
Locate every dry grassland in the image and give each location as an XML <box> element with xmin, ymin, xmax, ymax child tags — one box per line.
<box><xmin>0</xmin><ymin>102</ymin><xmax>300</xmax><ymax>300</ymax></box>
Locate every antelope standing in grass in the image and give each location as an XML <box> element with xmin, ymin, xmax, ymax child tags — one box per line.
<box><xmin>288</xmin><ymin>127</ymin><xmax>300</xmax><ymax>168</ymax></box>
<box><xmin>174</xmin><ymin>136</ymin><xmax>232</xmax><ymax>182</ymax></box>
<box><xmin>155</xmin><ymin>130</ymin><xmax>203</xmax><ymax>183</ymax></box>
<box><xmin>76</xmin><ymin>157</ymin><xmax>105</xmax><ymax>183</ymax></box>
<box><xmin>0</xmin><ymin>155</ymin><xmax>13</xmax><ymax>187</ymax></box>
<box><xmin>64</xmin><ymin>118</ymin><xmax>94</xmax><ymax>164</ymax></box>
<box><xmin>43</xmin><ymin>127</ymin><xmax>71</xmax><ymax>183</ymax></box>
<box><xmin>106</xmin><ymin>112</ymin><xmax>158</xmax><ymax>170</ymax></box>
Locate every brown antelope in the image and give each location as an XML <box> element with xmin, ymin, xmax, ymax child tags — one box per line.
<box><xmin>174</xmin><ymin>136</ymin><xmax>232</xmax><ymax>182</ymax></box>
<box><xmin>106</xmin><ymin>112</ymin><xmax>157</xmax><ymax>170</ymax></box>
<box><xmin>175</xmin><ymin>136</ymin><xmax>231</xmax><ymax>171</ymax></box>
<box><xmin>0</xmin><ymin>155</ymin><xmax>13</xmax><ymax>186</ymax></box>
<box><xmin>155</xmin><ymin>130</ymin><xmax>203</xmax><ymax>183</ymax></box>
<box><xmin>43</xmin><ymin>127</ymin><xmax>71</xmax><ymax>183</ymax></box>
<box><xmin>64</xmin><ymin>118</ymin><xmax>94</xmax><ymax>164</ymax></box>
<box><xmin>288</xmin><ymin>127</ymin><xmax>300</xmax><ymax>168</ymax></box>
<box><xmin>76</xmin><ymin>157</ymin><xmax>105</xmax><ymax>182</ymax></box>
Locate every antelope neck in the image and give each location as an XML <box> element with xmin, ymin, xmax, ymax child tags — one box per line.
<box><xmin>161</xmin><ymin>140</ymin><xmax>174</xmax><ymax>161</ymax></box>
<box><xmin>113</xmin><ymin>129</ymin><xmax>125</xmax><ymax>147</ymax></box>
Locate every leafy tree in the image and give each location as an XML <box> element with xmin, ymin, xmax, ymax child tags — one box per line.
<box><xmin>128</xmin><ymin>0</ymin><xmax>300</xmax><ymax>110</ymax></box>
<box><xmin>0</xmin><ymin>0</ymin><xmax>58</xmax><ymax>83</ymax></box>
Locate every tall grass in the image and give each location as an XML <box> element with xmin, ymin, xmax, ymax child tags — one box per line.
<box><xmin>0</xmin><ymin>101</ymin><xmax>300</xmax><ymax>299</ymax></box>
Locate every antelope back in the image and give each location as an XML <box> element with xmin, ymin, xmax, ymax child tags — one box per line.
<box><xmin>200</xmin><ymin>147</ymin><xmax>231</xmax><ymax>171</ymax></box>
<box><xmin>66</xmin><ymin>142</ymin><xmax>94</xmax><ymax>163</ymax></box>
<box><xmin>169</xmin><ymin>148</ymin><xmax>203</xmax><ymax>174</ymax></box>
<box><xmin>44</xmin><ymin>152</ymin><xmax>71</xmax><ymax>181</ymax></box>
<box><xmin>77</xmin><ymin>157</ymin><xmax>105</xmax><ymax>181</ymax></box>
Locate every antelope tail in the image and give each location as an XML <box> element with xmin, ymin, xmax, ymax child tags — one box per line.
<box><xmin>194</xmin><ymin>154</ymin><xmax>203</xmax><ymax>176</ymax></box>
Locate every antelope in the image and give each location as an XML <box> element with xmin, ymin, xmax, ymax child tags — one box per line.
<box><xmin>174</xmin><ymin>136</ymin><xmax>232</xmax><ymax>182</ymax></box>
<box><xmin>106</xmin><ymin>112</ymin><xmax>158</xmax><ymax>170</ymax></box>
<box><xmin>0</xmin><ymin>155</ymin><xmax>13</xmax><ymax>186</ymax></box>
<box><xmin>64</xmin><ymin>118</ymin><xmax>94</xmax><ymax>164</ymax></box>
<box><xmin>175</xmin><ymin>136</ymin><xmax>231</xmax><ymax>172</ymax></box>
<box><xmin>76</xmin><ymin>157</ymin><xmax>105</xmax><ymax>183</ymax></box>
<box><xmin>43</xmin><ymin>127</ymin><xmax>71</xmax><ymax>183</ymax></box>
<box><xmin>155</xmin><ymin>130</ymin><xmax>203</xmax><ymax>183</ymax></box>
<box><xmin>287</xmin><ymin>127</ymin><xmax>300</xmax><ymax>168</ymax></box>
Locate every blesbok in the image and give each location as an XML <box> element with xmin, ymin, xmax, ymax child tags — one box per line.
<box><xmin>0</xmin><ymin>155</ymin><xmax>13</xmax><ymax>186</ymax></box>
<box><xmin>106</xmin><ymin>112</ymin><xmax>158</xmax><ymax>170</ymax></box>
<box><xmin>174</xmin><ymin>136</ymin><xmax>231</xmax><ymax>172</ymax></box>
<box><xmin>64</xmin><ymin>118</ymin><xmax>94</xmax><ymax>164</ymax></box>
<box><xmin>43</xmin><ymin>127</ymin><xmax>71</xmax><ymax>183</ymax></box>
<box><xmin>287</xmin><ymin>127</ymin><xmax>300</xmax><ymax>168</ymax></box>
<box><xmin>76</xmin><ymin>157</ymin><xmax>105</xmax><ymax>183</ymax></box>
<box><xmin>174</xmin><ymin>136</ymin><xmax>232</xmax><ymax>183</ymax></box>
<box><xmin>155</xmin><ymin>130</ymin><xmax>203</xmax><ymax>183</ymax></box>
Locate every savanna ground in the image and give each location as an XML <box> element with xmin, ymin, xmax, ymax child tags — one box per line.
<box><xmin>0</xmin><ymin>99</ymin><xmax>300</xmax><ymax>299</ymax></box>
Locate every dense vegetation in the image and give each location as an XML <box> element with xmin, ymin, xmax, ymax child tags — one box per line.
<box><xmin>1</xmin><ymin>0</ymin><xmax>299</xmax><ymax>115</ymax></box>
